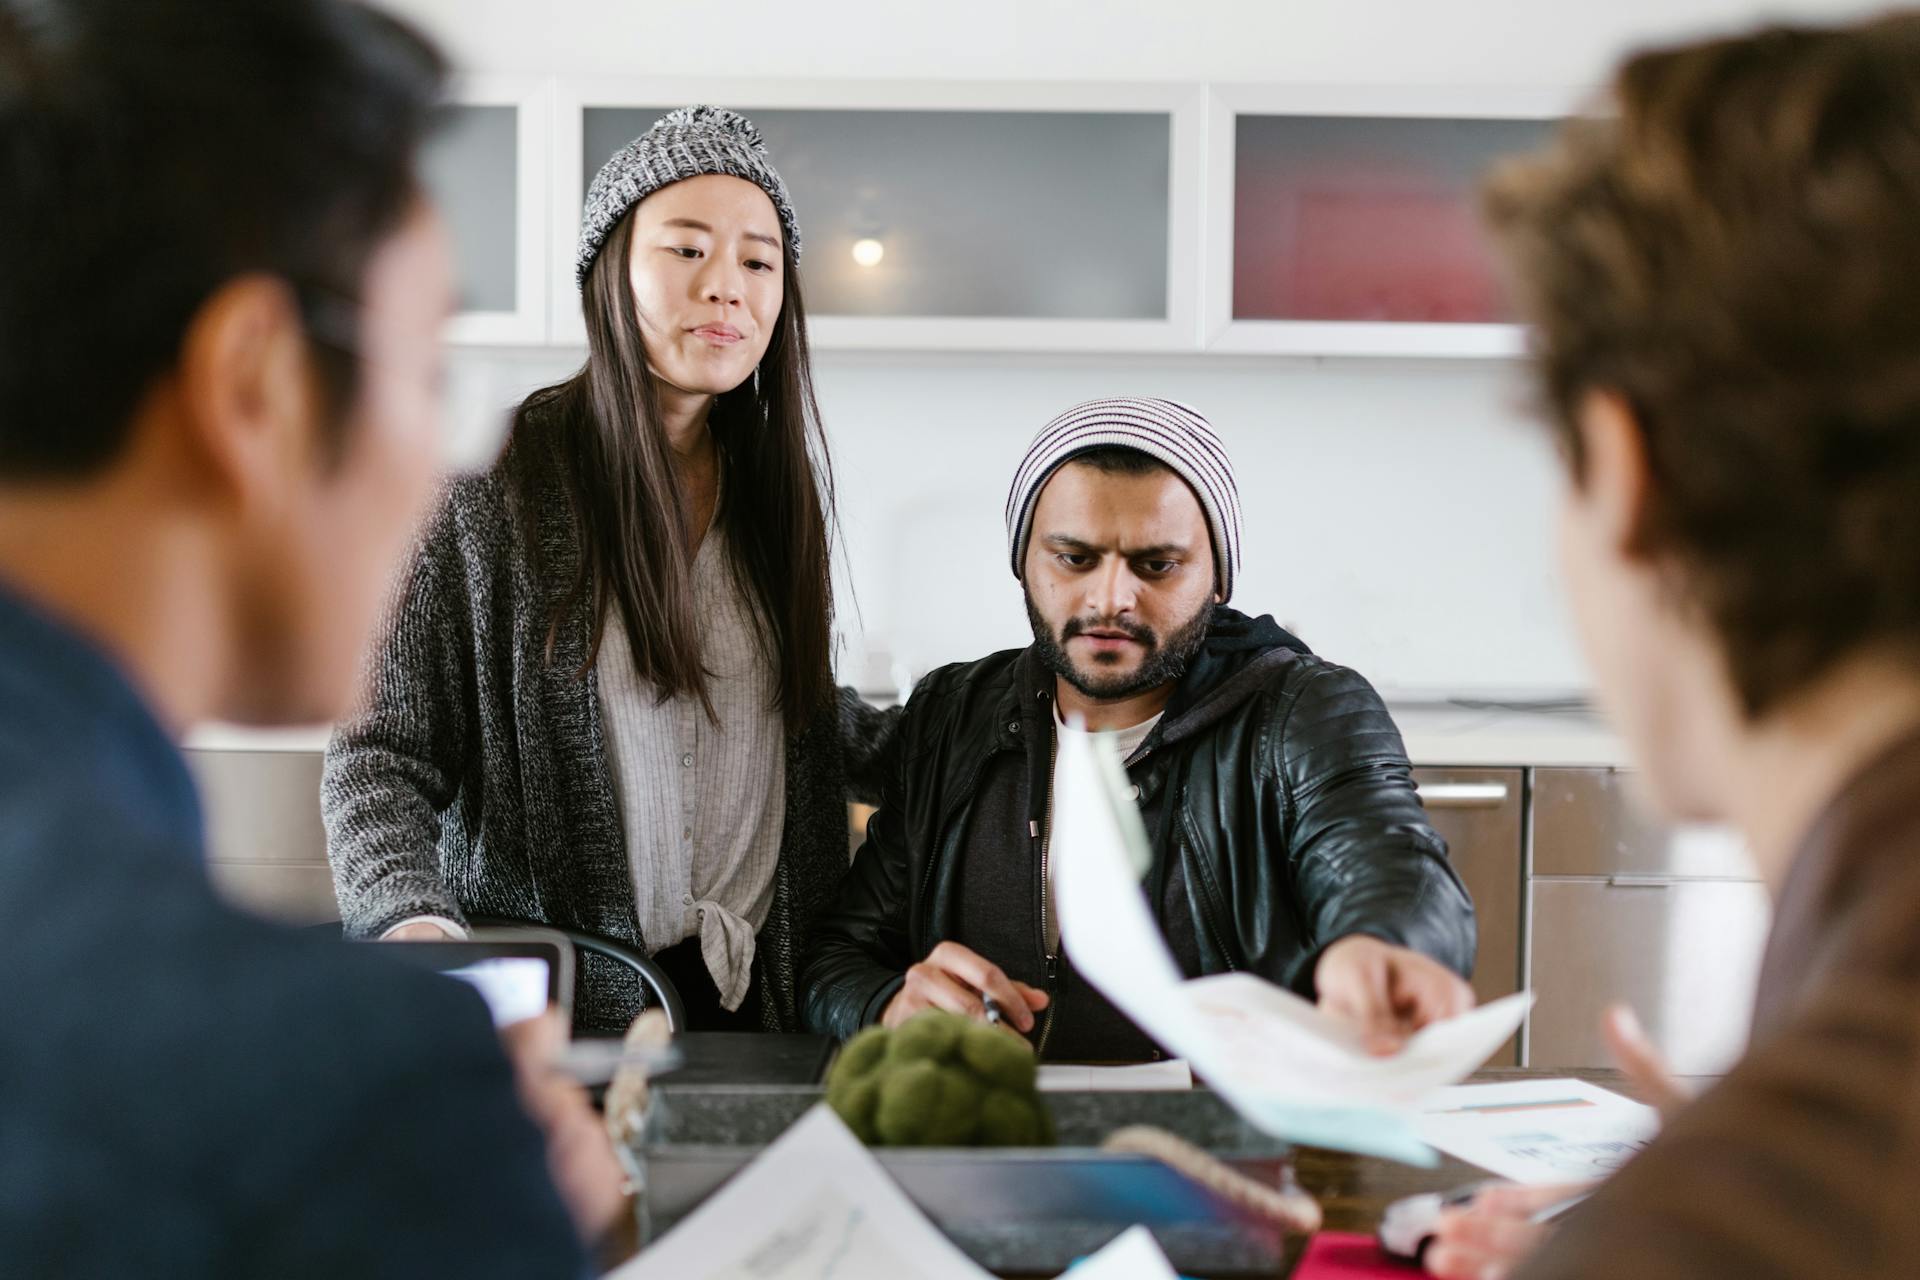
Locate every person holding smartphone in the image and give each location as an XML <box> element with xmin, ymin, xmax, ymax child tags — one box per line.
<box><xmin>0</xmin><ymin>1</ymin><xmax>621</xmax><ymax>1272</ymax></box>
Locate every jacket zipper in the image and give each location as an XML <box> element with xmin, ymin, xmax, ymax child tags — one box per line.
<box><xmin>1036</xmin><ymin>799</ymin><xmax>1059</xmax><ymax>1056</ymax></box>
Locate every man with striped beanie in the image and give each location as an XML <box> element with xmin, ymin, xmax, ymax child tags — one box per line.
<box><xmin>802</xmin><ymin>398</ymin><xmax>1477</xmax><ymax>1061</ymax></box>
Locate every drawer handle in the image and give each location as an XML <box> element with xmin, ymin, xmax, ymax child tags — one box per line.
<box><xmin>1608</xmin><ymin>875</ymin><xmax>1672</xmax><ymax>888</ymax></box>
<box><xmin>1419</xmin><ymin>783</ymin><xmax>1511</xmax><ymax>808</ymax></box>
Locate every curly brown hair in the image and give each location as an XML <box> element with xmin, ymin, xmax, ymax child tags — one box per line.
<box><xmin>1483</xmin><ymin>13</ymin><xmax>1920</xmax><ymax>718</ymax></box>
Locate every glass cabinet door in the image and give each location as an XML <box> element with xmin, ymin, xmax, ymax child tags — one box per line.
<box><xmin>423</xmin><ymin>105</ymin><xmax>518</xmax><ymax>314</ymax></box>
<box><xmin>1231</xmin><ymin>114</ymin><xmax>1555</xmax><ymax>326</ymax></box>
<box><xmin>581</xmin><ymin>106</ymin><xmax>1173</xmax><ymax>324</ymax></box>
<box><xmin>419</xmin><ymin>81</ymin><xmax>549</xmax><ymax>344</ymax></box>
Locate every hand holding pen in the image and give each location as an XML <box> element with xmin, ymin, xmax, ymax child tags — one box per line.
<box><xmin>879</xmin><ymin>940</ymin><xmax>1049</xmax><ymax>1031</ymax></box>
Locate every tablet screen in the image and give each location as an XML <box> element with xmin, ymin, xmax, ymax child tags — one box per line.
<box><xmin>442</xmin><ymin>955</ymin><xmax>552</xmax><ymax>1027</ymax></box>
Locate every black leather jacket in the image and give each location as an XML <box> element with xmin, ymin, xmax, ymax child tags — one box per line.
<box><xmin>800</xmin><ymin>609</ymin><xmax>1476</xmax><ymax>1044</ymax></box>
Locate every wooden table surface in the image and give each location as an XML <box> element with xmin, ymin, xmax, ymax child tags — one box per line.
<box><xmin>1298</xmin><ymin>1068</ymin><xmax>1634</xmax><ymax>1229</ymax></box>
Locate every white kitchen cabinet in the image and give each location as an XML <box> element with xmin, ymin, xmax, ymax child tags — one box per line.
<box><xmin>550</xmin><ymin>78</ymin><xmax>1204</xmax><ymax>352</ymax></box>
<box><xmin>405</xmin><ymin>74</ymin><xmax>1581</xmax><ymax>358</ymax></box>
<box><xmin>187</xmin><ymin>748</ymin><xmax>340</xmax><ymax>926</ymax></box>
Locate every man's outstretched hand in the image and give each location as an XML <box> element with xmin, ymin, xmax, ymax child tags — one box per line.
<box><xmin>1314</xmin><ymin>934</ymin><xmax>1475</xmax><ymax>1055</ymax></box>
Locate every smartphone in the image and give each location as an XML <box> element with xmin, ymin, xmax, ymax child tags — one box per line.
<box><xmin>380</xmin><ymin>928</ymin><xmax>574</xmax><ymax>1027</ymax></box>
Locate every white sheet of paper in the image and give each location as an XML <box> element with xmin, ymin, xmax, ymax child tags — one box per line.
<box><xmin>606</xmin><ymin>1106</ymin><xmax>991</xmax><ymax>1280</ymax></box>
<box><xmin>1051</xmin><ymin>721</ymin><xmax>1531</xmax><ymax>1164</ymax></box>
<box><xmin>1036</xmin><ymin>1060</ymin><xmax>1194</xmax><ymax>1092</ymax></box>
<box><xmin>1413</xmin><ymin>1078</ymin><xmax>1661</xmax><ymax>1184</ymax></box>
<box><xmin>1066</xmin><ymin>1226</ymin><xmax>1182</xmax><ymax>1279</ymax></box>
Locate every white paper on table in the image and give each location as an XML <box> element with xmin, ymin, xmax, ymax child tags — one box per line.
<box><xmin>1412</xmin><ymin>1078</ymin><xmax>1660</xmax><ymax>1184</ymax></box>
<box><xmin>605</xmin><ymin>1106</ymin><xmax>991</xmax><ymax>1280</ymax></box>
<box><xmin>1037</xmin><ymin>1060</ymin><xmax>1194</xmax><ymax>1092</ymax></box>
<box><xmin>1051</xmin><ymin>721</ymin><xmax>1531</xmax><ymax>1165</ymax></box>
<box><xmin>1065</xmin><ymin>1226</ymin><xmax>1181</xmax><ymax>1279</ymax></box>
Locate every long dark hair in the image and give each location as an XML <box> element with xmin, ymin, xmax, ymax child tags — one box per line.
<box><xmin>512</xmin><ymin>210</ymin><xmax>837</xmax><ymax>732</ymax></box>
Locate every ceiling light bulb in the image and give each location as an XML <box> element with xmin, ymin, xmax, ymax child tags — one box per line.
<box><xmin>851</xmin><ymin>237</ymin><xmax>885</xmax><ymax>268</ymax></box>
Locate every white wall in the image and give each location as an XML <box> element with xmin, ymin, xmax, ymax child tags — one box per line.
<box><xmin>448</xmin><ymin>346</ymin><xmax>1570</xmax><ymax>696</ymax></box>
<box><xmin>405</xmin><ymin>0</ymin><xmax>1886</xmax><ymax>697</ymax></box>
<box><xmin>387</xmin><ymin>0</ymin><xmax>1885</xmax><ymax>91</ymax></box>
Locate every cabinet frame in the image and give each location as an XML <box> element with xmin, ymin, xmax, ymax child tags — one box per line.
<box><xmin>548</xmin><ymin>75</ymin><xmax>1207</xmax><ymax>353</ymax></box>
<box><xmin>443</xmin><ymin>74</ymin><xmax>553</xmax><ymax>346</ymax></box>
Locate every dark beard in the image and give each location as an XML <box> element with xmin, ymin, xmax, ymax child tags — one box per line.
<box><xmin>1026</xmin><ymin>593</ymin><xmax>1215</xmax><ymax>702</ymax></box>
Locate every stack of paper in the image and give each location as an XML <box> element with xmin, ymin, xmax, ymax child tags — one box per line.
<box><xmin>1412</xmin><ymin>1077</ymin><xmax>1660</xmax><ymax>1183</ymax></box>
<box><xmin>1036</xmin><ymin>1060</ymin><xmax>1193</xmax><ymax>1092</ymax></box>
<box><xmin>608</xmin><ymin>1106</ymin><xmax>1181</xmax><ymax>1280</ymax></box>
<box><xmin>1051</xmin><ymin>722</ymin><xmax>1532</xmax><ymax>1165</ymax></box>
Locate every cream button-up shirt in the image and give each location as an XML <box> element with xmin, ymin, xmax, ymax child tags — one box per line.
<box><xmin>595</xmin><ymin>520</ymin><xmax>785</xmax><ymax>1012</ymax></box>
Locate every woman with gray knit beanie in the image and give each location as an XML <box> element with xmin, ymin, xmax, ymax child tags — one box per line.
<box><xmin>321</xmin><ymin>106</ymin><xmax>897</xmax><ymax>1034</ymax></box>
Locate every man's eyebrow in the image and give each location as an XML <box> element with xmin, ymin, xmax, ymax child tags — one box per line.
<box><xmin>1039</xmin><ymin>533</ymin><xmax>1192</xmax><ymax>558</ymax></box>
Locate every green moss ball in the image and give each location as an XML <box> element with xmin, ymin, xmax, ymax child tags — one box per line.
<box><xmin>874</xmin><ymin>1058</ymin><xmax>946</xmax><ymax>1144</ymax></box>
<box><xmin>887</xmin><ymin>1010</ymin><xmax>965</xmax><ymax>1064</ymax></box>
<box><xmin>921</xmin><ymin>1066</ymin><xmax>985</xmax><ymax>1146</ymax></box>
<box><xmin>959</xmin><ymin>1020</ymin><xmax>1038</xmax><ymax>1093</ymax></box>
<box><xmin>823</xmin><ymin>1009</ymin><xmax>1055</xmax><ymax>1150</ymax></box>
<box><xmin>976</xmin><ymin>1088</ymin><xmax>1043</xmax><ymax>1146</ymax></box>
<box><xmin>827</xmin><ymin>1072</ymin><xmax>883</xmax><ymax>1143</ymax></box>
<box><xmin>836</xmin><ymin>1025</ymin><xmax>891</xmax><ymax>1079</ymax></box>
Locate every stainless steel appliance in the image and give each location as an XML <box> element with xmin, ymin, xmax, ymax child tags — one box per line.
<box><xmin>1525</xmin><ymin>767</ymin><xmax>1769</xmax><ymax>1074</ymax></box>
<box><xmin>1413</xmin><ymin>767</ymin><xmax>1525</xmax><ymax>1065</ymax></box>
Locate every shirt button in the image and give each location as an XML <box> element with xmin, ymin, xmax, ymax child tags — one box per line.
<box><xmin>1131</xmin><ymin>784</ymin><xmax>1142</xmax><ymax>800</ymax></box>
<box><xmin>1006</xmin><ymin>721</ymin><xmax>1019</xmax><ymax>734</ymax></box>
<box><xmin>682</xmin><ymin>894</ymin><xmax>694</xmax><ymax>906</ymax></box>
<box><xmin>681</xmin><ymin>753</ymin><xmax>694</xmax><ymax>768</ymax></box>
<box><xmin>683</xmin><ymin>826</ymin><xmax>693</xmax><ymax>840</ymax></box>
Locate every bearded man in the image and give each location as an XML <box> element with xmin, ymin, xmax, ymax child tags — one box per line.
<box><xmin>801</xmin><ymin>398</ymin><xmax>1477</xmax><ymax>1061</ymax></box>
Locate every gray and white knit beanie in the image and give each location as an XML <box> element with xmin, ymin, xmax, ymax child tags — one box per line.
<box><xmin>1005</xmin><ymin>397</ymin><xmax>1243</xmax><ymax>602</ymax></box>
<box><xmin>575</xmin><ymin>105</ymin><xmax>801</xmax><ymax>289</ymax></box>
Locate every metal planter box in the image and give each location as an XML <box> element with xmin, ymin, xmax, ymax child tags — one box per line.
<box><xmin>628</xmin><ymin>1084</ymin><xmax>1297</xmax><ymax>1276</ymax></box>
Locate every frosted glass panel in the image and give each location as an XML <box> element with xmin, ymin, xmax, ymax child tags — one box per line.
<box><xmin>585</xmin><ymin>108</ymin><xmax>1170</xmax><ymax>320</ymax></box>
<box><xmin>422</xmin><ymin>104</ymin><xmax>518</xmax><ymax>314</ymax></box>
<box><xmin>1233</xmin><ymin>116</ymin><xmax>1555</xmax><ymax>322</ymax></box>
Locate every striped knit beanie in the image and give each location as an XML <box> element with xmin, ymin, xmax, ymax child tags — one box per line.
<box><xmin>1006</xmin><ymin>398</ymin><xmax>1243</xmax><ymax>602</ymax></box>
<box><xmin>576</xmin><ymin>105</ymin><xmax>800</xmax><ymax>289</ymax></box>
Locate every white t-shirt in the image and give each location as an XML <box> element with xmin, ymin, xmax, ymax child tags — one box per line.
<box><xmin>1044</xmin><ymin>705</ymin><xmax>1162</xmax><ymax>952</ymax></box>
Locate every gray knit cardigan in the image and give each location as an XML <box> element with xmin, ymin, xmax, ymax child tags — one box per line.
<box><xmin>321</xmin><ymin>423</ymin><xmax>899</xmax><ymax>1034</ymax></box>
